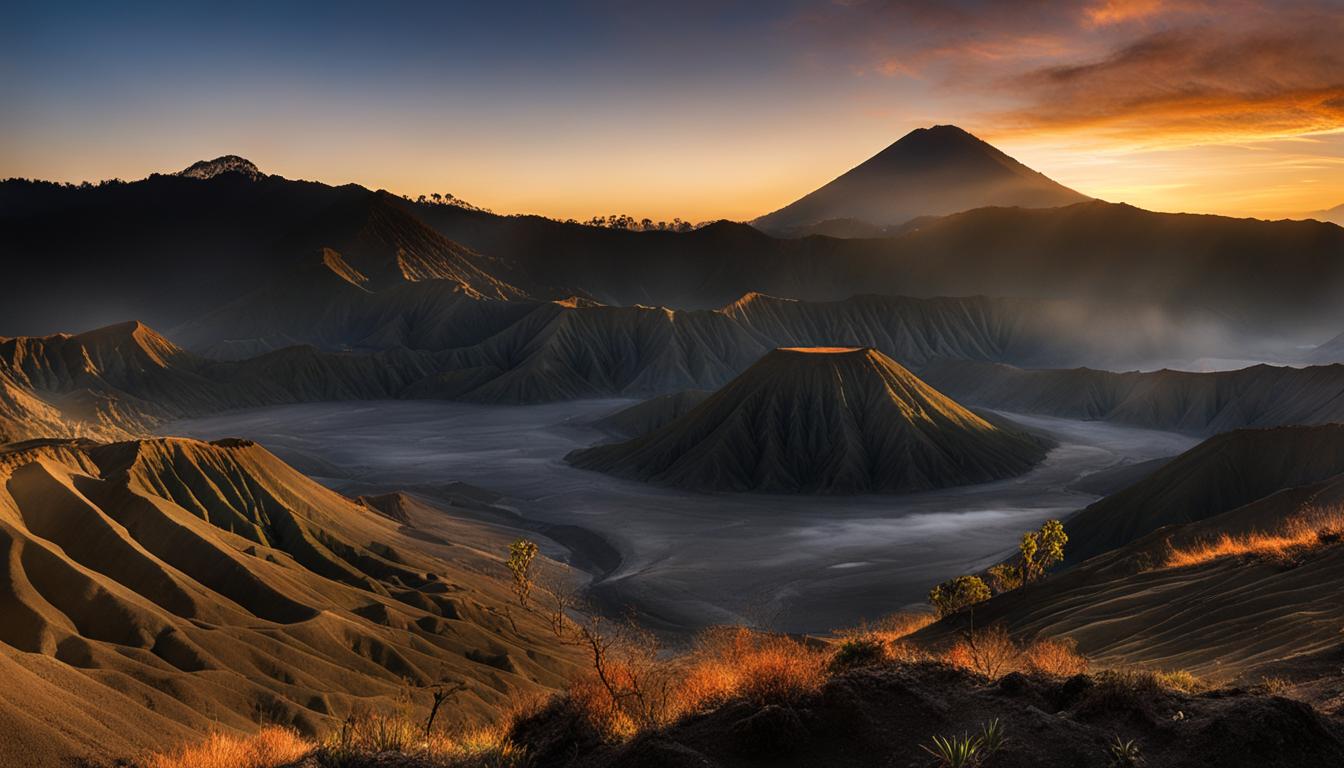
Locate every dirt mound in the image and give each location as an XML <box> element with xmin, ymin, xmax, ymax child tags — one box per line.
<box><xmin>510</xmin><ymin>662</ymin><xmax>1344</xmax><ymax>768</ymax></box>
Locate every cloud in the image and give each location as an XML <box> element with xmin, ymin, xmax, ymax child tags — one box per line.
<box><xmin>998</xmin><ymin>13</ymin><xmax>1344</xmax><ymax>146</ymax></box>
<box><xmin>792</xmin><ymin>0</ymin><xmax>1344</xmax><ymax>147</ymax></box>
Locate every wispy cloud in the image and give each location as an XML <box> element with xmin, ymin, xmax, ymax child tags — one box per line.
<box><xmin>998</xmin><ymin>14</ymin><xmax>1344</xmax><ymax>147</ymax></box>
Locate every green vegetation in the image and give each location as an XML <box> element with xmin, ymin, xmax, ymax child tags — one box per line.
<box><xmin>929</xmin><ymin>575</ymin><xmax>991</xmax><ymax>617</ymax></box>
<box><xmin>506</xmin><ymin>538</ymin><xmax>539</xmax><ymax>606</ymax></box>
<box><xmin>921</xmin><ymin>720</ymin><xmax>1005</xmax><ymax>767</ymax></box>
<box><xmin>828</xmin><ymin>635</ymin><xmax>889</xmax><ymax>671</ymax></box>
<box><xmin>1107</xmin><ymin>735</ymin><xmax>1145</xmax><ymax>767</ymax></box>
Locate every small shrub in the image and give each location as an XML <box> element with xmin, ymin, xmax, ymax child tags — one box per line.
<box><xmin>829</xmin><ymin>635</ymin><xmax>888</xmax><ymax>671</ymax></box>
<box><xmin>1257</xmin><ymin>676</ymin><xmax>1292</xmax><ymax>696</ymax></box>
<box><xmin>929</xmin><ymin>575</ymin><xmax>991</xmax><ymax>617</ymax></box>
<box><xmin>1151</xmin><ymin>669</ymin><xmax>1205</xmax><ymax>694</ymax></box>
<box><xmin>143</xmin><ymin>727</ymin><xmax>312</xmax><ymax>768</ymax></box>
<box><xmin>944</xmin><ymin>624</ymin><xmax>1021</xmax><ymax>679</ymax></box>
<box><xmin>1025</xmin><ymin>637</ymin><xmax>1089</xmax><ymax>677</ymax></box>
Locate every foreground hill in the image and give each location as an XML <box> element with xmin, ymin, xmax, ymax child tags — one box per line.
<box><xmin>0</xmin><ymin>437</ymin><xmax>581</xmax><ymax>767</ymax></box>
<box><xmin>567</xmin><ymin>347</ymin><xmax>1049</xmax><ymax>494</ymax></box>
<box><xmin>751</xmin><ymin>125</ymin><xmax>1089</xmax><ymax>235</ymax></box>
<box><xmin>509</xmin><ymin>661</ymin><xmax>1344</xmax><ymax>768</ymax></box>
<box><xmin>921</xmin><ymin>358</ymin><xmax>1344</xmax><ymax>435</ymax></box>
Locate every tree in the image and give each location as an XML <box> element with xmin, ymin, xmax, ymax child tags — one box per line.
<box><xmin>987</xmin><ymin>562</ymin><xmax>1023</xmax><ymax>593</ymax></box>
<box><xmin>506</xmin><ymin>539</ymin><xmax>539</xmax><ymax>607</ymax></box>
<box><xmin>929</xmin><ymin>575</ymin><xmax>991</xmax><ymax>618</ymax></box>
<box><xmin>1020</xmin><ymin>519</ymin><xmax>1067</xmax><ymax>584</ymax></box>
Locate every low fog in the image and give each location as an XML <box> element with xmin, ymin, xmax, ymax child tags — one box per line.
<box><xmin>166</xmin><ymin>401</ymin><xmax>1197</xmax><ymax>635</ymax></box>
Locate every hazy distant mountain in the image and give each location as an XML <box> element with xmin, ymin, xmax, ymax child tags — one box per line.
<box><xmin>1306</xmin><ymin>203</ymin><xmax>1344</xmax><ymax>226</ymax></box>
<box><xmin>920</xmin><ymin>358</ymin><xmax>1344</xmax><ymax>436</ymax></box>
<box><xmin>416</xmin><ymin>197</ymin><xmax>1344</xmax><ymax>341</ymax></box>
<box><xmin>6</xmin><ymin>157</ymin><xmax>1344</xmax><ymax>348</ymax></box>
<box><xmin>0</xmin><ymin>169</ymin><xmax>529</xmax><ymax>334</ymax></box>
<box><xmin>751</xmin><ymin>125</ymin><xmax>1090</xmax><ymax>236</ymax></box>
<box><xmin>566</xmin><ymin>346</ymin><xmax>1048</xmax><ymax>494</ymax></box>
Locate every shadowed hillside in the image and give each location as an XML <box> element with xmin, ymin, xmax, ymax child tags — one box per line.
<box><xmin>7</xmin><ymin>165</ymin><xmax>1343</xmax><ymax>346</ymax></box>
<box><xmin>567</xmin><ymin>347</ymin><xmax>1049</xmax><ymax>494</ymax></box>
<box><xmin>920</xmin><ymin>358</ymin><xmax>1344</xmax><ymax>435</ymax></box>
<box><xmin>1061</xmin><ymin>424</ymin><xmax>1344</xmax><ymax>563</ymax></box>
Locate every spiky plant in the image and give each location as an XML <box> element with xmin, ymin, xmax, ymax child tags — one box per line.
<box><xmin>1108</xmin><ymin>735</ymin><xmax>1145</xmax><ymax>767</ymax></box>
<box><xmin>979</xmin><ymin>718</ymin><xmax>1006</xmax><ymax>756</ymax></box>
<box><xmin>921</xmin><ymin>732</ymin><xmax>983</xmax><ymax>768</ymax></box>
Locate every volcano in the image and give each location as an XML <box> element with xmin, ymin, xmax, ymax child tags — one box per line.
<box><xmin>566</xmin><ymin>346</ymin><xmax>1049</xmax><ymax>493</ymax></box>
<box><xmin>752</xmin><ymin>124</ymin><xmax>1089</xmax><ymax>235</ymax></box>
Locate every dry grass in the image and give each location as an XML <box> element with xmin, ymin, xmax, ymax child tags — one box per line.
<box><xmin>943</xmin><ymin>624</ymin><xmax>1023</xmax><ymax>679</ymax></box>
<box><xmin>942</xmin><ymin>626</ymin><xmax>1090</xmax><ymax>679</ymax></box>
<box><xmin>319</xmin><ymin>709</ymin><xmax>526</xmax><ymax>767</ymax></box>
<box><xmin>1165</xmin><ymin>506</ymin><xmax>1344</xmax><ymax>568</ymax></box>
<box><xmin>1024</xmin><ymin>637</ymin><xmax>1089</xmax><ymax>677</ymax></box>
<box><xmin>143</xmin><ymin>727</ymin><xmax>312</xmax><ymax>768</ymax></box>
<box><xmin>564</xmin><ymin>626</ymin><xmax>827</xmax><ymax>740</ymax></box>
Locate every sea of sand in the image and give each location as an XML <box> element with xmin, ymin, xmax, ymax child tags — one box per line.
<box><xmin>165</xmin><ymin>401</ymin><xmax>1197</xmax><ymax>635</ymax></box>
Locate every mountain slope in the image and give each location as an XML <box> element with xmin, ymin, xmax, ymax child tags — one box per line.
<box><xmin>915</xmin><ymin>431</ymin><xmax>1344</xmax><ymax>691</ymax></box>
<box><xmin>591</xmin><ymin>390</ymin><xmax>712</xmax><ymax>439</ymax></box>
<box><xmin>920</xmin><ymin>358</ymin><xmax>1344</xmax><ymax>435</ymax></box>
<box><xmin>1062</xmin><ymin>424</ymin><xmax>1344</xmax><ymax>563</ymax></box>
<box><xmin>6</xmin><ymin>165</ymin><xmax>1344</xmax><ymax>345</ymax></box>
<box><xmin>0</xmin><ymin>437</ymin><xmax>581</xmax><ymax>767</ymax></box>
<box><xmin>416</xmin><ymin>196</ymin><xmax>1344</xmax><ymax>339</ymax></box>
<box><xmin>1306</xmin><ymin>203</ymin><xmax>1344</xmax><ymax>226</ymax></box>
<box><xmin>0</xmin><ymin>171</ymin><xmax>528</xmax><ymax>334</ymax></box>
<box><xmin>567</xmin><ymin>347</ymin><xmax>1049</xmax><ymax>494</ymax></box>
<box><xmin>751</xmin><ymin>125</ymin><xmax>1090</xmax><ymax>235</ymax></box>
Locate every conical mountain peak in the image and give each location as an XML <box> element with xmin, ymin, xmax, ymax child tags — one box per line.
<box><xmin>567</xmin><ymin>346</ymin><xmax>1049</xmax><ymax>493</ymax></box>
<box><xmin>752</xmin><ymin>124</ymin><xmax>1089</xmax><ymax>236</ymax></box>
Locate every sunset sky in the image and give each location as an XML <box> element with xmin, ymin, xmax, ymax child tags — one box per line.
<box><xmin>3</xmin><ymin>0</ymin><xmax>1342</xmax><ymax>222</ymax></box>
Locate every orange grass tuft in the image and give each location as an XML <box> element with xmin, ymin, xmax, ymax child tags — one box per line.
<box><xmin>1024</xmin><ymin>637</ymin><xmax>1090</xmax><ymax>677</ymax></box>
<box><xmin>143</xmin><ymin>727</ymin><xmax>313</xmax><ymax>768</ymax></box>
<box><xmin>565</xmin><ymin>627</ymin><xmax>827</xmax><ymax>739</ymax></box>
<box><xmin>1165</xmin><ymin>507</ymin><xmax>1344</xmax><ymax>568</ymax></box>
